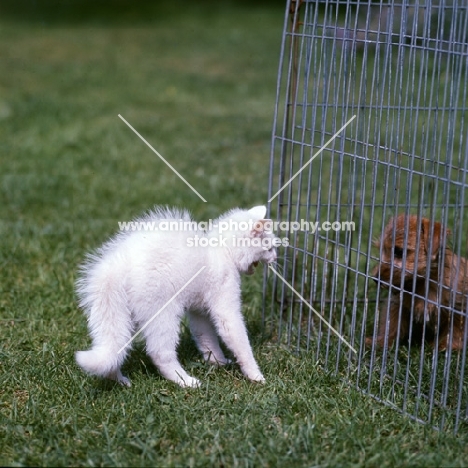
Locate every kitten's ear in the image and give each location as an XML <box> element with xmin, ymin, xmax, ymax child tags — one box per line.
<box><xmin>248</xmin><ymin>205</ymin><xmax>267</xmax><ymax>219</ymax></box>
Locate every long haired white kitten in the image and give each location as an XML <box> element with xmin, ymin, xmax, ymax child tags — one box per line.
<box><xmin>76</xmin><ymin>205</ymin><xmax>277</xmax><ymax>388</ymax></box>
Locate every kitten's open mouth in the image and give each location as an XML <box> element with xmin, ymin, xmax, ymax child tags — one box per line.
<box><xmin>247</xmin><ymin>261</ymin><xmax>259</xmax><ymax>275</ymax></box>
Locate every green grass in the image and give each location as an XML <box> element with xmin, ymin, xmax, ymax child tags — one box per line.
<box><xmin>1</xmin><ymin>1</ymin><xmax>468</xmax><ymax>466</ymax></box>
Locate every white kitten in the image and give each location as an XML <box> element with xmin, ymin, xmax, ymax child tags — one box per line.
<box><xmin>75</xmin><ymin>205</ymin><xmax>277</xmax><ymax>388</ymax></box>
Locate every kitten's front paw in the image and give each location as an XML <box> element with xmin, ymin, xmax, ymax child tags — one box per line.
<box><xmin>242</xmin><ymin>367</ymin><xmax>265</xmax><ymax>383</ymax></box>
<box><xmin>249</xmin><ymin>374</ymin><xmax>265</xmax><ymax>384</ymax></box>
<box><xmin>178</xmin><ymin>376</ymin><xmax>201</xmax><ymax>388</ymax></box>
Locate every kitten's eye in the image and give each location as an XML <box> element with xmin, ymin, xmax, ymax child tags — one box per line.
<box><xmin>393</xmin><ymin>246</ymin><xmax>404</xmax><ymax>258</ymax></box>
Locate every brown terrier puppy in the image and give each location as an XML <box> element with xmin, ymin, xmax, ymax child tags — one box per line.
<box><xmin>366</xmin><ymin>214</ymin><xmax>468</xmax><ymax>351</ymax></box>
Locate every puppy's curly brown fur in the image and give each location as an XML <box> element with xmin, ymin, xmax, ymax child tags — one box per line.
<box><xmin>366</xmin><ymin>214</ymin><xmax>468</xmax><ymax>351</ymax></box>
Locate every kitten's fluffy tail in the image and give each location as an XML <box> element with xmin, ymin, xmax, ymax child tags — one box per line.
<box><xmin>75</xmin><ymin>347</ymin><xmax>122</xmax><ymax>378</ymax></box>
<box><xmin>76</xmin><ymin>254</ymin><xmax>133</xmax><ymax>382</ymax></box>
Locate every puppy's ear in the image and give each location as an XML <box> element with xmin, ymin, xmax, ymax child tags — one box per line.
<box><xmin>421</xmin><ymin>219</ymin><xmax>445</xmax><ymax>260</ymax></box>
<box><xmin>372</xmin><ymin>236</ymin><xmax>381</xmax><ymax>248</ymax></box>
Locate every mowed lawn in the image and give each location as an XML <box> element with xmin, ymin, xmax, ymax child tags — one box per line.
<box><xmin>1</xmin><ymin>1</ymin><xmax>468</xmax><ymax>466</ymax></box>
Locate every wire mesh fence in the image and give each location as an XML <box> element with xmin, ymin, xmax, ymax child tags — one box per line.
<box><xmin>264</xmin><ymin>0</ymin><xmax>468</xmax><ymax>432</ymax></box>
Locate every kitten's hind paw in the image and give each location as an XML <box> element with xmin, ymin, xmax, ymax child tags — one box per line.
<box><xmin>212</xmin><ymin>357</ymin><xmax>233</xmax><ymax>367</ymax></box>
<box><xmin>118</xmin><ymin>376</ymin><xmax>132</xmax><ymax>387</ymax></box>
<box><xmin>112</xmin><ymin>370</ymin><xmax>131</xmax><ymax>387</ymax></box>
<box><xmin>203</xmin><ymin>351</ymin><xmax>232</xmax><ymax>367</ymax></box>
